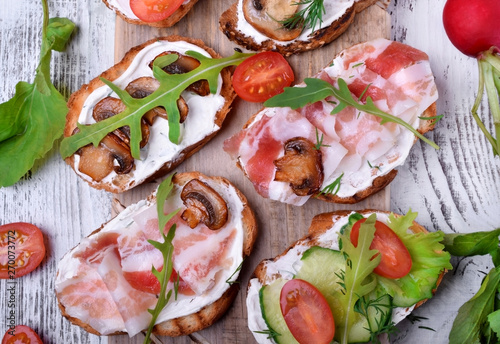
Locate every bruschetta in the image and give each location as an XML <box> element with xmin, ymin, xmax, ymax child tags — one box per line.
<box><xmin>247</xmin><ymin>209</ymin><xmax>451</xmax><ymax>343</ymax></box>
<box><xmin>219</xmin><ymin>0</ymin><xmax>389</xmax><ymax>56</ymax></box>
<box><xmin>224</xmin><ymin>38</ymin><xmax>439</xmax><ymax>205</ymax></box>
<box><xmin>55</xmin><ymin>172</ymin><xmax>257</xmax><ymax>337</ymax></box>
<box><xmin>63</xmin><ymin>36</ymin><xmax>236</xmax><ymax>193</ymax></box>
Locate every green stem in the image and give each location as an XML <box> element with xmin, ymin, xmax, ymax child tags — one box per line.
<box><xmin>472</xmin><ymin>61</ymin><xmax>498</xmax><ymax>155</ymax></box>
<box><xmin>480</xmin><ymin>57</ymin><xmax>500</xmax><ymax>156</ymax></box>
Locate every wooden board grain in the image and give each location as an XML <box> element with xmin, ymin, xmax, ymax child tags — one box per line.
<box><xmin>107</xmin><ymin>3</ymin><xmax>390</xmax><ymax>344</ymax></box>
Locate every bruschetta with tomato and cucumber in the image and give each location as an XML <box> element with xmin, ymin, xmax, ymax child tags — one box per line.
<box><xmin>55</xmin><ymin>172</ymin><xmax>257</xmax><ymax>338</ymax></box>
<box><xmin>247</xmin><ymin>210</ymin><xmax>452</xmax><ymax>344</ymax></box>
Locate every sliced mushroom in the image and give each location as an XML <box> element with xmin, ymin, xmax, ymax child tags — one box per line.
<box><xmin>150</xmin><ymin>52</ymin><xmax>210</xmax><ymax>96</ymax></box>
<box><xmin>75</xmin><ymin>131</ymin><xmax>134</xmax><ymax>181</ymax></box>
<box><xmin>125</xmin><ymin>77</ymin><xmax>189</xmax><ymax>124</ymax></box>
<box><xmin>92</xmin><ymin>97</ymin><xmax>150</xmax><ymax>148</ymax></box>
<box><xmin>180</xmin><ymin>179</ymin><xmax>228</xmax><ymax>230</ymax></box>
<box><xmin>274</xmin><ymin>137</ymin><xmax>324</xmax><ymax>196</ymax></box>
<box><xmin>243</xmin><ymin>0</ymin><xmax>302</xmax><ymax>41</ymax></box>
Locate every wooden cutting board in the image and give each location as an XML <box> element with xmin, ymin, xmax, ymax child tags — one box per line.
<box><xmin>110</xmin><ymin>3</ymin><xmax>390</xmax><ymax>343</ymax></box>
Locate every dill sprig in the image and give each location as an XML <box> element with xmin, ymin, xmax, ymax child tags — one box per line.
<box><xmin>314</xmin><ymin>127</ymin><xmax>331</xmax><ymax>150</ymax></box>
<box><xmin>317</xmin><ymin>172</ymin><xmax>344</xmax><ymax>197</ymax></box>
<box><xmin>254</xmin><ymin>328</ymin><xmax>281</xmax><ymax>341</ymax></box>
<box><xmin>354</xmin><ymin>295</ymin><xmax>398</xmax><ymax>344</ymax></box>
<box><xmin>226</xmin><ymin>260</ymin><xmax>244</xmax><ymax>285</ymax></box>
<box><xmin>279</xmin><ymin>0</ymin><xmax>326</xmax><ymax>33</ymax></box>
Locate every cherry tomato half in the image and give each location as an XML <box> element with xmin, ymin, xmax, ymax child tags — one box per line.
<box><xmin>350</xmin><ymin>218</ymin><xmax>412</xmax><ymax>279</ymax></box>
<box><xmin>280</xmin><ymin>279</ymin><xmax>335</xmax><ymax>344</ymax></box>
<box><xmin>0</xmin><ymin>222</ymin><xmax>45</xmax><ymax>279</ymax></box>
<box><xmin>2</xmin><ymin>325</ymin><xmax>43</xmax><ymax>344</ymax></box>
<box><xmin>130</xmin><ymin>0</ymin><xmax>184</xmax><ymax>23</ymax></box>
<box><xmin>233</xmin><ymin>52</ymin><xmax>294</xmax><ymax>103</ymax></box>
<box><xmin>124</xmin><ymin>268</ymin><xmax>195</xmax><ymax>295</ymax></box>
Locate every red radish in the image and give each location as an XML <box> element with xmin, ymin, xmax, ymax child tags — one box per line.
<box><xmin>443</xmin><ymin>0</ymin><xmax>500</xmax><ymax>156</ymax></box>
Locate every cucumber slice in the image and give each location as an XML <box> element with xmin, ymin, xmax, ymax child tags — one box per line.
<box><xmin>259</xmin><ymin>278</ymin><xmax>298</xmax><ymax>344</ymax></box>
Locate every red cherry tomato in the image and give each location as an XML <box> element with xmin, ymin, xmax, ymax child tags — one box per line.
<box><xmin>280</xmin><ymin>279</ymin><xmax>335</xmax><ymax>344</ymax></box>
<box><xmin>124</xmin><ymin>268</ymin><xmax>195</xmax><ymax>295</ymax></box>
<box><xmin>350</xmin><ymin>218</ymin><xmax>412</xmax><ymax>279</ymax></box>
<box><xmin>0</xmin><ymin>222</ymin><xmax>45</xmax><ymax>279</ymax></box>
<box><xmin>129</xmin><ymin>0</ymin><xmax>184</xmax><ymax>23</ymax></box>
<box><xmin>2</xmin><ymin>325</ymin><xmax>43</xmax><ymax>344</ymax></box>
<box><xmin>233</xmin><ymin>52</ymin><xmax>294</xmax><ymax>102</ymax></box>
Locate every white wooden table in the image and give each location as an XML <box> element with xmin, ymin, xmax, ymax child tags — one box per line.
<box><xmin>1</xmin><ymin>0</ymin><xmax>499</xmax><ymax>343</ymax></box>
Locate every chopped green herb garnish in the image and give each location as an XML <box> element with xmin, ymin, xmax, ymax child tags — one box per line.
<box><xmin>419</xmin><ymin>114</ymin><xmax>444</xmax><ymax>123</ymax></box>
<box><xmin>314</xmin><ymin>127</ymin><xmax>330</xmax><ymax>150</ymax></box>
<box><xmin>317</xmin><ymin>172</ymin><xmax>343</xmax><ymax>197</ymax></box>
<box><xmin>355</xmin><ymin>295</ymin><xmax>397</xmax><ymax>343</ymax></box>
<box><xmin>367</xmin><ymin>160</ymin><xmax>381</xmax><ymax>170</ymax></box>
<box><xmin>226</xmin><ymin>260</ymin><xmax>244</xmax><ymax>285</ymax></box>
<box><xmin>254</xmin><ymin>328</ymin><xmax>281</xmax><ymax>341</ymax></box>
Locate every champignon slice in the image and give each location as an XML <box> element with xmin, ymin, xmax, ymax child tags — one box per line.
<box><xmin>75</xmin><ymin>131</ymin><xmax>134</xmax><ymax>181</ymax></box>
<box><xmin>243</xmin><ymin>0</ymin><xmax>302</xmax><ymax>41</ymax></box>
<box><xmin>150</xmin><ymin>52</ymin><xmax>210</xmax><ymax>96</ymax></box>
<box><xmin>273</xmin><ymin>137</ymin><xmax>324</xmax><ymax>196</ymax></box>
<box><xmin>180</xmin><ymin>179</ymin><xmax>228</xmax><ymax>230</ymax></box>
<box><xmin>93</xmin><ymin>97</ymin><xmax>150</xmax><ymax>148</ymax></box>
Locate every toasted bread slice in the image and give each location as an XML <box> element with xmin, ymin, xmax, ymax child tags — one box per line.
<box><xmin>219</xmin><ymin>0</ymin><xmax>382</xmax><ymax>56</ymax></box>
<box><xmin>102</xmin><ymin>0</ymin><xmax>199</xmax><ymax>28</ymax></box>
<box><xmin>56</xmin><ymin>172</ymin><xmax>257</xmax><ymax>337</ymax></box>
<box><xmin>247</xmin><ymin>209</ymin><xmax>448</xmax><ymax>343</ymax></box>
<box><xmin>64</xmin><ymin>36</ymin><xmax>236</xmax><ymax>193</ymax></box>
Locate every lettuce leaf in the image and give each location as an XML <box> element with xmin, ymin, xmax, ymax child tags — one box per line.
<box><xmin>375</xmin><ymin>210</ymin><xmax>452</xmax><ymax>307</ymax></box>
<box><xmin>0</xmin><ymin>1</ymin><xmax>74</xmax><ymax>187</ymax></box>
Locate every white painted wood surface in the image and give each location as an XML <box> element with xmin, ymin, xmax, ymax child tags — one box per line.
<box><xmin>0</xmin><ymin>1</ymin><xmax>499</xmax><ymax>344</ymax></box>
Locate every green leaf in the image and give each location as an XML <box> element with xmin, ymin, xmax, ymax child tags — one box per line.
<box><xmin>60</xmin><ymin>51</ymin><xmax>254</xmax><ymax>159</ymax></box>
<box><xmin>374</xmin><ymin>211</ymin><xmax>452</xmax><ymax>307</ymax></box>
<box><xmin>264</xmin><ymin>77</ymin><xmax>439</xmax><ymax>149</ymax></box>
<box><xmin>0</xmin><ymin>0</ymin><xmax>74</xmax><ymax>187</ymax></box>
<box><xmin>338</xmin><ymin>214</ymin><xmax>381</xmax><ymax>344</ymax></box>
<box><xmin>143</xmin><ymin>176</ymin><xmax>180</xmax><ymax>344</ymax></box>
<box><xmin>487</xmin><ymin>309</ymin><xmax>500</xmax><ymax>338</ymax></box>
<box><xmin>449</xmin><ymin>267</ymin><xmax>500</xmax><ymax>344</ymax></box>
<box><xmin>46</xmin><ymin>17</ymin><xmax>75</xmax><ymax>52</ymax></box>
<box><xmin>442</xmin><ymin>228</ymin><xmax>500</xmax><ymax>259</ymax></box>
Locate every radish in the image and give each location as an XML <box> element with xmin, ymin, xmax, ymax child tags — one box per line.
<box><xmin>443</xmin><ymin>0</ymin><xmax>500</xmax><ymax>156</ymax></box>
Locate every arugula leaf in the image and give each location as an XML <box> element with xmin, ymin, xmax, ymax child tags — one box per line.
<box><xmin>337</xmin><ymin>214</ymin><xmax>381</xmax><ymax>344</ymax></box>
<box><xmin>143</xmin><ymin>175</ymin><xmax>180</xmax><ymax>344</ymax></box>
<box><xmin>0</xmin><ymin>0</ymin><xmax>74</xmax><ymax>187</ymax></box>
<box><xmin>374</xmin><ymin>211</ymin><xmax>452</xmax><ymax>307</ymax></box>
<box><xmin>442</xmin><ymin>228</ymin><xmax>500</xmax><ymax>266</ymax></box>
<box><xmin>60</xmin><ymin>51</ymin><xmax>253</xmax><ymax>160</ymax></box>
<box><xmin>264</xmin><ymin>77</ymin><xmax>439</xmax><ymax>149</ymax></box>
<box><xmin>449</xmin><ymin>267</ymin><xmax>500</xmax><ymax>344</ymax></box>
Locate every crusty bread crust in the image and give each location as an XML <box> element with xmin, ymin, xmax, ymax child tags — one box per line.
<box><xmin>219</xmin><ymin>0</ymin><xmax>378</xmax><ymax>56</ymax></box>
<box><xmin>102</xmin><ymin>0</ymin><xmax>199</xmax><ymax>28</ymax></box>
<box><xmin>57</xmin><ymin>172</ymin><xmax>258</xmax><ymax>337</ymax></box>
<box><xmin>252</xmin><ymin>209</ymin><xmax>445</xmax><ymax>309</ymax></box>
<box><xmin>64</xmin><ymin>36</ymin><xmax>236</xmax><ymax>193</ymax></box>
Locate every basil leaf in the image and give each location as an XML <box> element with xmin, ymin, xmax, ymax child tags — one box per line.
<box><xmin>449</xmin><ymin>267</ymin><xmax>500</xmax><ymax>344</ymax></box>
<box><xmin>0</xmin><ymin>0</ymin><xmax>74</xmax><ymax>187</ymax></box>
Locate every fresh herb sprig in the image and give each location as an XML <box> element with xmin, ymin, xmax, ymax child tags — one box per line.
<box><xmin>337</xmin><ymin>214</ymin><xmax>381</xmax><ymax>344</ymax></box>
<box><xmin>264</xmin><ymin>77</ymin><xmax>439</xmax><ymax>149</ymax></box>
<box><xmin>226</xmin><ymin>260</ymin><xmax>244</xmax><ymax>285</ymax></box>
<box><xmin>0</xmin><ymin>0</ymin><xmax>74</xmax><ymax>187</ymax></box>
<box><xmin>354</xmin><ymin>295</ymin><xmax>397</xmax><ymax>344</ymax></box>
<box><xmin>143</xmin><ymin>175</ymin><xmax>180</xmax><ymax>344</ymax></box>
<box><xmin>60</xmin><ymin>51</ymin><xmax>253</xmax><ymax>160</ymax></box>
<box><xmin>314</xmin><ymin>127</ymin><xmax>330</xmax><ymax>150</ymax></box>
<box><xmin>254</xmin><ymin>328</ymin><xmax>281</xmax><ymax>341</ymax></box>
<box><xmin>317</xmin><ymin>172</ymin><xmax>343</xmax><ymax>197</ymax></box>
<box><xmin>280</xmin><ymin>0</ymin><xmax>326</xmax><ymax>33</ymax></box>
